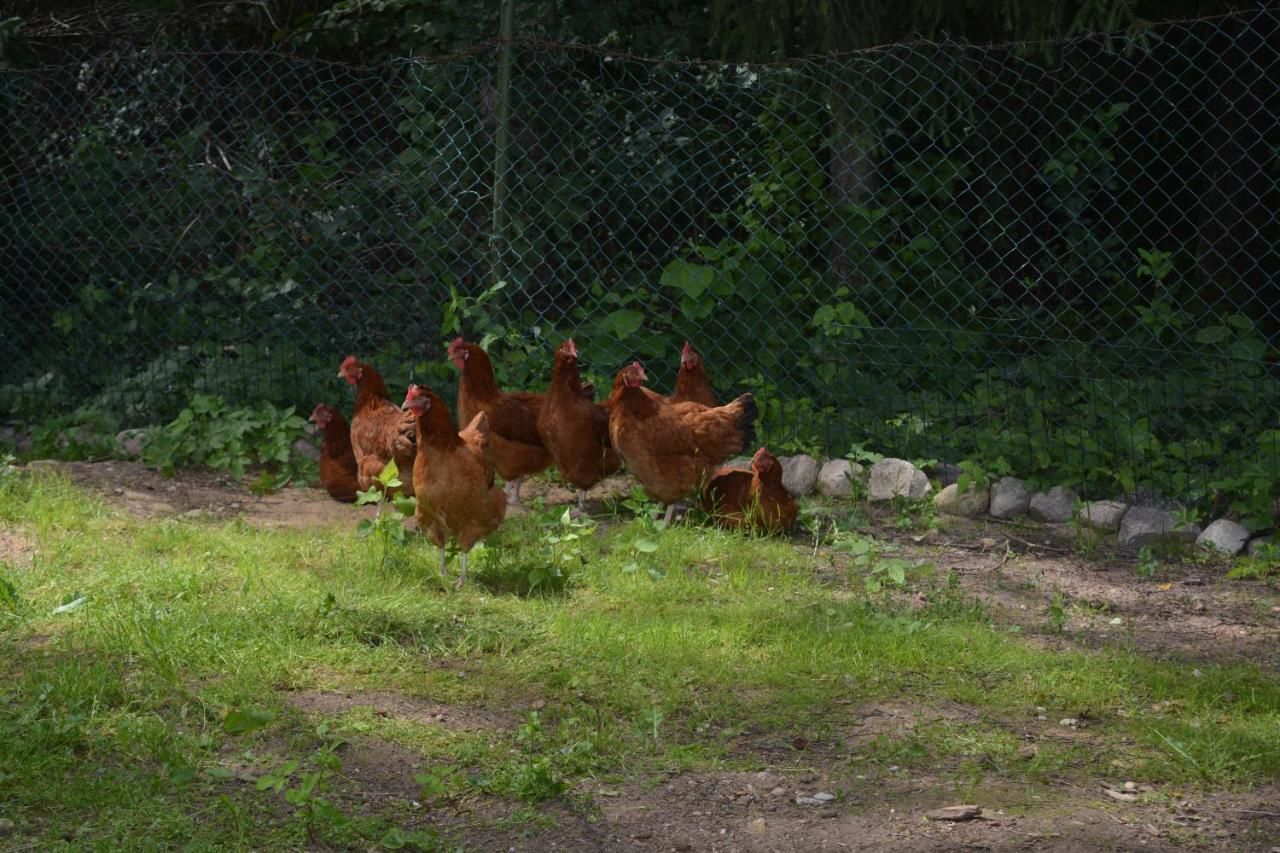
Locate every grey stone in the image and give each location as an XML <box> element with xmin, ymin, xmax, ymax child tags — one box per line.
<box><xmin>1029</xmin><ymin>485</ymin><xmax>1078</xmax><ymax>523</ymax></box>
<box><xmin>1247</xmin><ymin>536</ymin><xmax>1276</xmax><ymax>558</ymax></box>
<box><xmin>867</xmin><ymin>458</ymin><xmax>931</xmax><ymax>501</ymax></box>
<box><xmin>779</xmin><ymin>454</ymin><xmax>821</xmax><ymax>497</ymax></box>
<box><xmin>291</xmin><ymin>437</ymin><xmax>321</xmax><ymax>463</ymax></box>
<box><xmin>1118</xmin><ymin>506</ymin><xmax>1201</xmax><ymax>547</ymax></box>
<box><xmin>925</xmin><ymin>805</ymin><xmax>982</xmax><ymax>822</ymax></box>
<box><xmin>928</xmin><ymin>462</ymin><xmax>962</xmax><ymax>487</ymax></box>
<box><xmin>933</xmin><ymin>483</ymin><xmax>990</xmax><ymax>518</ymax></box>
<box><xmin>1196</xmin><ymin>519</ymin><xmax>1251</xmax><ymax>556</ymax></box>
<box><xmin>816</xmin><ymin>459</ymin><xmax>861</xmax><ymax>498</ymax></box>
<box><xmin>115</xmin><ymin>428</ymin><xmax>148</xmax><ymax>458</ymax></box>
<box><xmin>0</xmin><ymin>426</ymin><xmax>26</xmax><ymax>454</ymax></box>
<box><xmin>1128</xmin><ymin>487</ymin><xmax>1182</xmax><ymax>512</ymax></box>
<box><xmin>1079</xmin><ymin>500</ymin><xmax>1128</xmax><ymax>532</ymax></box>
<box><xmin>989</xmin><ymin>476</ymin><xmax>1031</xmax><ymax>519</ymax></box>
<box><xmin>0</xmin><ymin>817</ymin><xmax>13</xmax><ymax>837</ymax></box>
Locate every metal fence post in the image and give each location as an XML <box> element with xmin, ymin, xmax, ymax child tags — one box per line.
<box><xmin>492</xmin><ymin>0</ymin><xmax>514</xmax><ymax>291</ymax></box>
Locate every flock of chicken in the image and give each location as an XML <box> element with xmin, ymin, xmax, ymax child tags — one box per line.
<box><xmin>307</xmin><ymin>338</ymin><xmax>796</xmax><ymax>587</ymax></box>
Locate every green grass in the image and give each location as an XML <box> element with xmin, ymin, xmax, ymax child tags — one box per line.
<box><xmin>1</xmin><ymin>470</ymin><xmax>1278</xmax><ymax>849</ymax></box>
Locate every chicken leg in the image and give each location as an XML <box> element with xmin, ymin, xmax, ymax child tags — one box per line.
<box><xmin>504</xmin><ymin>478</ymin><xmax>524</xmax><ymax>506</ymax></box>
<box><xmin>456</xmin><ymin>550</ymin><xmax>469</xmax><ymax>591</ymax></box>
<box><xmin>662</xmin><ymin>503</ymin><xmax>676</xmax><ymax>527</ymax></box>
<box><xmin>437</xmin><ymin>546</ymin><xmax>448</xmax><ymax>585</ymax></box>
<box><xmin>577</xmin><ymin>489</ymin><xmax>587</xmax><ymax>512</ymax></box>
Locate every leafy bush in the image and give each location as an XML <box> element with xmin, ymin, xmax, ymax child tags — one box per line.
<box><xmin>141</xmin><ymin>394</ymin><xmax>308</xmax><ymax>478</ymax></box>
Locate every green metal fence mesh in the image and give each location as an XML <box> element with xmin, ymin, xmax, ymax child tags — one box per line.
<box><xmin>2</xmin><ymin>10</ymin><xmax>1277</xmax><ymax>511</ymax></box>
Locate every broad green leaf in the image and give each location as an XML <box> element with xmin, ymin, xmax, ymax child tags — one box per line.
<box><xmin>1194</xmin><ymin>325</ymin><xmax>1229</xmax><ymax>345</ymax></box>
<box><xmin>52</xmin><ymin>594</ymin><xmax>88</xmax><ymax>615</ymax></box>
<box><xmin>224</xmin><ymin>707</ymin><xmax>276</xmax><ymax>735</ymax></box>
<box><xmin>380</xmin><ymin>827</ymin><xmax>408</xmax><ymax>849</ymax></box>
<box><xmin>659</xmin><ymin>259</ymin><xmax>714</xmax><ymax>298</ymax></box>
<box><xmin>603</xmin><ymin>309</ymin><xmax>643</xmax><ymax>337</ymax></box>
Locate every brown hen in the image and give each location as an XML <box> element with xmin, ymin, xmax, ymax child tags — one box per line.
<box><xmin>536</xmin><ymin>339</ymin><xmax>621</xmax><ymax>510</ymax></box>
<box><xmin>701</xmin><ymin>447</ymin><xmax>797</xmax><ymax>534</ymax></box>
<box><xmin>308</xmin><ymin>403</ymin><xmax>359</xmax><ymax>503</ymax></box>
<box><xmin>448</xmin><ymin>338</ymin><xmax>552</xmax><ymax>505</ymax></box>
<box><xmin>607</xmin><ymin>361</ymin><xmax>758</xmax><ymax>525</ymax></box>
<box><xmin>403</xmin><ymin>384</ymin><xmax>506</xmax><ymax>590</ymax></box>
<box><xmin>671</xmin><ymin>341</ymin><xmax>718</xmax><ymax>407</ymax></box>
<box><xmin>338</xmin><ymin>355</ymin><xmax>416</xmax><ymax>496</ymax></box>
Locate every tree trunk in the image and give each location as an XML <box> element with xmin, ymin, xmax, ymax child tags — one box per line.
<box><xmin>827</xmin><ymin>74</ymin><xmax>878</xmax><ymax>290</ymax></box>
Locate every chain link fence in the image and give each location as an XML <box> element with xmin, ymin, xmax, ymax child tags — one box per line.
<box><xmin>2</xmin><ymin>10</ymin><xmax>1278</xmax><ymax>515</ymax></box>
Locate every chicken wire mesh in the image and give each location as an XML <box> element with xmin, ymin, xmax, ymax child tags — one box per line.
<box><xmin>1</xmin><ymin>10</ymin><xmax>1278</xmax><ymax>510</ymax></box>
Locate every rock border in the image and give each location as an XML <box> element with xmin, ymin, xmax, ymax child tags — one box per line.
<box><xmin>780</xmin><ymin>453</ymin><xmax>1273</xmax><ymax>559</ymax></box>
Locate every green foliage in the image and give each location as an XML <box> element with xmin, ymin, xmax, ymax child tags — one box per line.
<box><xmin>955</xmin><ymin>459</ymin><xmax>1004</xmax><ymax>496</ymax></box>
<box><xmin>25</xmin><ymin>411</ymin><xmax>119</xmax><ymax>461</ymax></box>
<box><xmin>255</xmin><ymin>725</ymin><xmax>351</xmax><ymax>843</ymax></box>
<box><xmin>0</xmin><ymin>573</ymin><xmax>21</xmax><ymax>627</ymax></box>
<box><xmin>3</xmin><ymin>27</ymin><xmax>1276</xmax><ymax>529</ymax></box>
<box><xmin>474</xmin><ymin>502</ymin><xmax>593</xmax><ymax>595</ymax></box>
<box><xmin>510</xmin><ymin>712</ymin><xmax>568</xmax><ymax>803</ymax></box>
<box><xmin>223</xmin><ymin>707</ymin><xmax>276</xmax><ymax>736</ymax></box>
<box><xmin>1047</xmin><ymin>593</ymin><xmax>1068</xmax><ymax>633</ymax></box>
<box><xmin>355</xmin><ymin>461</ymin><xmax>418</xmax><ymax>575</ymax></box>
<box><xmin>1227</xmin><ymin>542</ymin><xmax>1279</xmax><ymax>582</ymax></box>
<box><xmin>1136</xmin><ymin>545</ymin><xmax>1159</xmax><ymax>578</ymax></box>
<box><xmin>833</xmin><ymin>530</ymin><xmax>933</xmax><ymax>594</ymax></box>
<box><xmin>141</xmin><ymin>394</ymin><xmax>309</xmax><ymax>480</ymax></box>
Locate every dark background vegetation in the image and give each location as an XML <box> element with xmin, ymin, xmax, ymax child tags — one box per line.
<box><xmin>0</xmin><ymin>0</ymin><xmax>1276</xmax><ymax>524</ymax></box>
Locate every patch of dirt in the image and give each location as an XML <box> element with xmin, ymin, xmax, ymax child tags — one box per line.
<box><xmin>336</xmin><ymin>735</ymin><xmax>429</xmax><ymax>804</ymax></box>
<box><xmin>23</xmin><ymin>459</ymin><xmax>349</xmax><ymax>524</ymax></box>
<box><xmin>438</xmin><ymin>769</ymin><xmax>1280</xmax><ymax>852</ymax></box>
<box><xmin>24</xmin><ymin>459</ymin><xmax>636</xmax><ymax>529</ymax></box>
<box><xmin>0</xmin><ymin>530</ymin><xmax>35</xmax><ymax>565</ymax></box>
<box><xmin>514</xmin><ymin>472</ymin><xmax>637</xmax><ymax>512</ymax></box>
<box><xmin>860</xmin><ymin>513</ymin><xmax>1280</xmax><ymax>671</ymax></box>
<box><xmin>286</xmin><ymin>688</ymin><xmax>515</xmax><ymax>731</ymax></box>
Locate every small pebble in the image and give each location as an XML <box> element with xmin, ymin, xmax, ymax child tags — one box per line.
<box><xmin>1124</xmin><ymin>781</ymin><xmax>1138</xmax><ymax>791</ymax></box>
<box><xmin>813</xmin><ymin>792</ymin><xmax>836</xmax><ymax>802</ymax></box>
<box><xmin>0</xmin><ymin>818</ymin><xmax>13</xmax><ymax>837</ymax></box>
